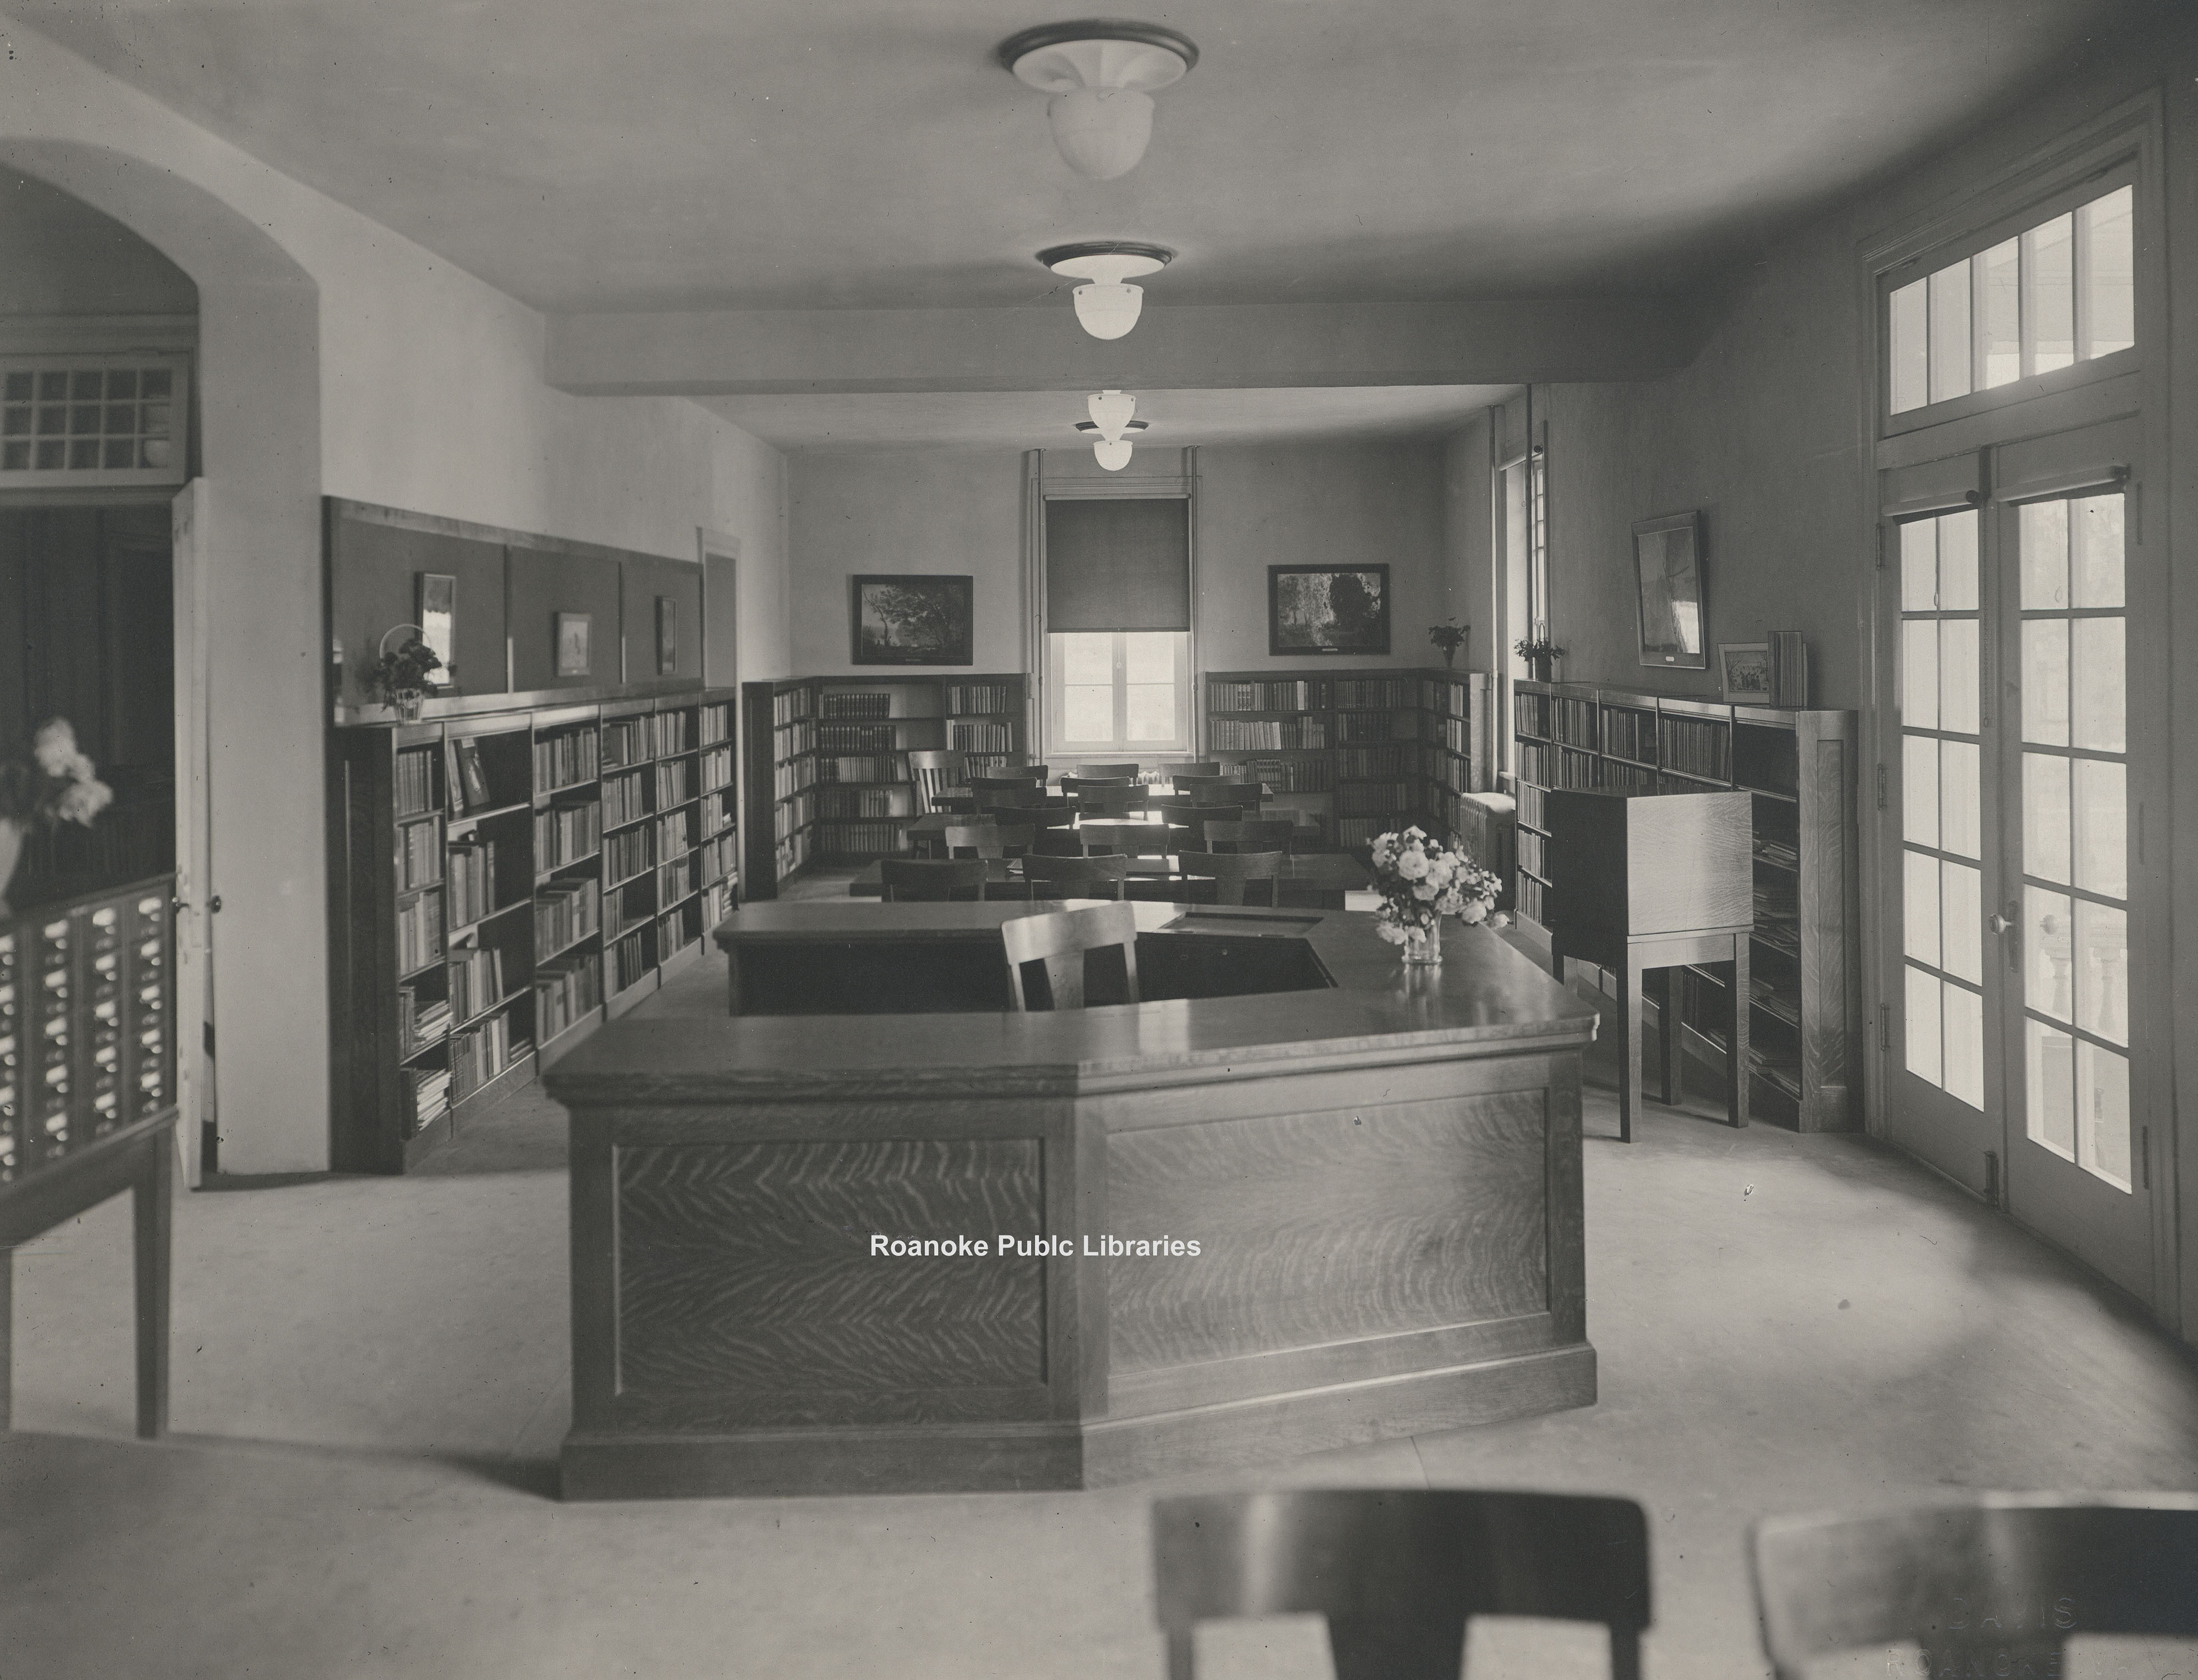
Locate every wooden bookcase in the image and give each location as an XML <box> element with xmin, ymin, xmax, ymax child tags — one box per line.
<box><xmin>741</xmin><ymin>676</ymin><xmax>821</xmax><ymax>895</ymax></box>
<box><xmin>1510</xmin><ymin>678</ymin><xmax>1858</xmax><ymax>1130</ymax></box>
<box><xmin>1201</xmin><ymin>666</ymin><xmax>1490</xmax><ymax>852</ymax></box>
<box><xmin>328</xmin><ymin>688</ymin><xmax>738</xmax><ymax>1172</ymax></box>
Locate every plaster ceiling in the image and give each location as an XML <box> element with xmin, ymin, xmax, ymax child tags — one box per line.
<box><xmin>4</xmin><ymin>0</ymin><xmax>2169</xmax><ymax>314</ymax></box>
<box><xmin>704</xmin><ymin>385</ymin><xmax>1522</xmax><ymax>453</ymax></box>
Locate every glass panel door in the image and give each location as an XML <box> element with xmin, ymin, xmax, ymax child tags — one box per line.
<box><xmin>1999</xmin><ymin>483</ymin><xmax>2149</xmax><ymax>1298</ymax></box>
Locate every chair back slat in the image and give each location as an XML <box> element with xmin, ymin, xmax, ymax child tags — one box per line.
<box><xmin>1076</xmin><ymin>761</ymin><xmax>1140</xmax><ymax>780</ymax></box>
<box><xmin>1070</xmin><ymin>786</ymin><xmax>1142</xmax><ymax>819</ymax></box>
<box><xmin>1020</xmin><ymin>852</ymin><xmax>1129</xmax><ymax>900</ymax></box>
<box><xmin>1750</xmin><ymin>1495</ymin><xmax>2198</xmax><ymax>1680</ymax></box>
<box><xmin>1082</xmin><ymin>822</ymin><xmax>1176</xmax><ymax>859</ymax></box>
<box><xmin>1202</xmin><ymin>818</ymin><xmax>1297</xmax><ymax>856</ymax></box>
<box><xmin>1175</xmin><ymin>849</ymin><xmax>1284</xmax><ymax>906</ymax></box>
<box><xmin>1173</xmin><ymin>776</ymin><xmax>1264</xmax><ymax>811</ymax></box>
<box><xmin>974</xmin><ymin>782</ymin><xmax>1043</xmax><ymax>809</ymax></box>
<box><xmin>939</xmin><ymin>823</ymin><xmax>1004</xmax><ymax>860</ymax></box>
<box><xmin>974</xmin><ymin>762</ymin><xmax>1047</xmax><ymax>783</ymax></box>
<box><xmin>879</xmin><ymin>856</ymin><xmax>989</xmax><ymax>902</ymax></box>
<box><xmin>1000</xmin><ymin>899</ymin><xmax>1141</xmax><ymax>1010</ymax></box>
<box><xmin>1152</xmin><ymin>1490</ymin><xmax>1651</xmax><ymax>1680</ymax></box>
<box><xmin>906</xmin><ymin>749</ymin><xmax>968</xmax><ymax>812</ymax></box>
<box><xmin>1173</xmin><ymin>762</ymin><xmax>1221</xmax><ymax>780</ymax></box>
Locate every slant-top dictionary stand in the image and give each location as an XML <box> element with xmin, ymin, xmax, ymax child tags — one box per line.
<box><xmin>1545</xmin><ymin>788</ymin><xmax>1753</xmax><ymax>1141</ymax></box>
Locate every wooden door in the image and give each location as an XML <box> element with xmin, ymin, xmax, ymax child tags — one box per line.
<box><xmin>171</xmin><ymin>481</ymin><xmax>211</xmax><ymax>1186</ymax></box>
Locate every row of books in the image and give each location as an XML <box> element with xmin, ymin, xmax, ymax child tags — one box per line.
<box><xmin>535</xmin><ymin>954</ymin><xmax>602</xmax><ymax>1042</ymax></box>
<box><xmin>1335</xmin><ymin>815</ymin><xmax>1401</xmax><ymax>848</ymax></box>
<box><xmin>1237</xmin><ymin>756</ymin><xmax>1334</xmax><ymax>793</ymax></box>
<box><xmin>819</xmin><ymin>722</ymin><xmax>898</xmax><ymax>753</ymax></box>
<box><xmin>951</xmin><ymin>721</ymin><xmax>1014</xmax><ymax>754</ymax></box>
<box><xmin>449</xmin><ymin>945</ymin><xmax>506</xmax><ymax>1026</ymax></box>
<box><xmin>775</xmin><ymin>754</ymin><xmax>818</xmax><ymax>800</ymax></box>
<box><xmin>1518</xmin><ymin>827</ymin><xmax>1548</xmax><ymax>880</ymax></box>
<box><xmin>1334</xmin><ymin>747</ymin><xmax>1419</xmax><ymax>780</ymax></box>
<box><xmin>1662</xmin><ymin>715</ymin><xmax>1732</xmax><ymax>781</ymax></box>
<box><xmin>610</xmin><ymin>928</ymin><xmax>653</xmax><ymax>995</ymax></box>
<box><xmin>1335</xmin><ymin>710</ymin><xmax>1419</xmax><ymax>744</ymax></box>
<box><xmin>534</xmin><ymin>727</ymin><xmax>600</xmax><ymax>791</ymax></box>
<box><xmin>535</xmin><ymin>799</ymin><xmax>601</xmax><ymax>869</ymax></box>
<box><xmin>660</xmin><ymin>908</ymin><xmax>699</xmax><ymax>961</ymax></box>
<box><xmin>774</xmin><ymin>717</ymin><xmax>819</xmax><ymax>761</ymax></box>
<box><xmin>1605</xmin><ymin>761</ymin><xmax>1656</xmax><ymax>796</ymax></box>
<box><xmin>398</xmin><ymin>816</ymin><xmax>442</xmax><ymax>891</ymax></box>
<box><xmin>818</xmin><ymin>819</ymin><xmax>906</xmax><ymax>854</ymax></box>
<box><xmin>1421</xmin><ymin>677</ymin><xmax>1476</xmax><ymax>717</ymax></box>
<box><xmin>404</xmin><ymin>1065</ymin><xmax>452</xmax><ymax>1136</ymax></box>
<box><xmin>820</xmin><ymin>786</ymin><xmax>912</xmax><ymax>819</ymax></box>
<box><xmin>1433</xmin><ymin>714</ymin><xmax>1474</xmax><ymax>757</ymax></box>
<box><xmin>775</xmin><ymin>788</ymin><xmax>815</xmax><ymax>839</ymax></box>
<box><xmin>603</xmin><ymin>769</ymin><xmax>648</xmax><ymax>828</ymax></box>
<box><xmin>1211</xmin><ymin>717</ymin><xmax>1328</xmax><ymax>751</ymax></box>
<box><xmin>1331</xmin><ymin>678</ymin><xmax>1420</xmax><ymax>710</ymax></box>
<box><xmin>775</xmin><ymin>826</ymin><xmax>813</xmax><ymax>880</ymax></box>
<box><xmin>699</xmin><ymin>702</ymin><xmax>733</xmax><ymax>746</ymax></box>
<box><xmin>607</xmin><ymin>825</ymin><xmax>657</xmax><ymax>885</ymax></box>
<box><xmin>607</xmin><ymin>878</ymin><xmax>653</xmax><ymax>942</ymax></box>
<box><xmin>1208</xmin><ymin>678</ymin><xmax>1323</xmax><ymax>713</ymax></box>
<box><xmin>822</xmin><ymin>692</ymin><xmax>892</xmax><ymax>720</ymax></box>
<box><xmin>395</xmin><ymin>747</ymin><xmax>439</xmax><ymax>816</ymax></box>
<box><xmin>1334</xmin><ymin>781</ymin><xmax>1420</xmax><ymax>816</ymax></box>
<box><xmin>772</xmin><ymin>686</ymin><xmax>814</xmax><ymax>727</ymax></box>
<box><xmin>701</xmin><ymin>746</ymin><xmax>734</xmax><ymax>793</ymax></box>
<box><xmin>698</xmin><ymin>831</ymin><xmax>737</xmax><ymax>888</ymax></box>
<box><xmin>534</xmin><ymin>876</ymin><xmax>600</xmax><ymax>956</ymax></box>
<box><xmin>700</xmin><ymin>879</ymin><xmax>736</xmax><ymax>934</ymax></box>
<box><xmin>398</xmin><ymin>982</ymin><xmax>451</xmax><ymax>1056</ymax></box>
<box><xmin>659</xmin><ymin>855</ymin><xmax>693</xmax><ymax>908</ymax></box>
<box><xmin>1602</xmin><ymin>705</ymin><xmax>1657</xmax><ymax>765</ymax></box>
<box><xmin>818</xmin><ymin>754</ymin><xmax>906</xmax><ymax>785</ymax></box>
<box><xmin>397</xmin><ymin>889</ymin><xmax>444</xmax><ymax>974</ymax></box>
<box><xmin>657</xmin><ymin>809</ymin><xmax>693</xmax><ymax>856</ymax></box>
<box><xmin>451</xmin><ymin>1013</ymin><xmax>525</xmax><ymax>1102</ymax></box>
<box><xmin>1514</xmin><ymin>873</ymin><xmax>1545</xmax><ymax>926</ymax></box>
<box><xmin>656</xmin><ymin>759</ymin><xmax>693</xmax><ymax>808</ymax></box>
<box><xmin>446</xmin><ymin>838</ymin><xmax>499</xmax><ymax>928</ymax></box>
<box><xmin>945</xmin><ymin>683</ymin><xmax>1016</xmax><ymax>714</ymax></box>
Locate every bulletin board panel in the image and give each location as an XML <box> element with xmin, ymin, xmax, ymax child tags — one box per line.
<box><xmin>326</xmin><ymin>503</ymin><xmax>507</xmax><ymax>710</ymax></box>
<box><xmin>508</xmin><ymin>541</ymin><xmax>624</xmax><ymax>693</ymax></box>
<box><xmin>619</xmin><ymin>552</ymin><xmax>705</xmax><ymax>685</ymax></box>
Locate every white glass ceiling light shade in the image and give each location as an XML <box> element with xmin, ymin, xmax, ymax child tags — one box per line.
<box><xmin>996</xmin><ymin>22</ymin><xmax>1198</xmax><ymax>181</ymax></box>
<box><xmin>1038</xmin><ymin>242</ymin><xmax>1174</xmax><ymax>341</ymax></box>
<box><xmin>1075</xmin><ymin>418</ymin><xmax>1147</xmax><ymax>473</ymax></box>
<box><xmin>1086</xmin><ymin>389</ymin><xmax>1136</xmax><ymax>442</ymax></box>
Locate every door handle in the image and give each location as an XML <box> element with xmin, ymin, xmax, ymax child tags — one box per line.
<box><xmin>1989</xmin><ymin>912</ymin><xmax>2012</xmax><ymax>934</ymax></box>
<box><xmin>1991</xmin><ymin>899</ymin><xmax>2020</xmax><ymax>970</ymax></box>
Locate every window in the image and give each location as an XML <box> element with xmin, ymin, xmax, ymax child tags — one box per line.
<box><xmin>1888</xmin><ymin>182</ymin><xmax>2133</xmax><ymax>416</ymax></box>
<box><xmin>0</xmin><ymin>354</ymin><xmax>191</xmax><ymax>487</ymax></box>
<box><xmin>1041</xmin><ymin>496</ymin><xmax>1192</xmax><ymax>757</ymax></box>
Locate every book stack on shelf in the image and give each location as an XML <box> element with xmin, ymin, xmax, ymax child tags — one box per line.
<box><xmin>1509</xmin><ymin>677</ymin><xmax>1856</xmax><ymax>1130</ymax></box>
<box><xmin>330</xmin><ymin>687</ymin><xmax>739</xmax><ymax>1172</ymax></box>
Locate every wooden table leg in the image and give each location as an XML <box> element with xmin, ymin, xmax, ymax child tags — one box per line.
<box><xmin>133</xmin><ymin>1134</ymin><xmax>172</xmax><ymax>1438</ymax></box>
<box><xmin>1620</xmin><ymin>953</ymin><xmax>1644</xmax><ymax>1144</ymax></box>
<box><xmin>0</xmin><ymin>1244</ymin><xmax>12</xmax><ymax>1432</ymax></box>
<box><xmin>1725</xmin><ymin>936</ymin><xmax>1751</xmax><ymax>1129</ymax></box>
<box><xmin>1657</xmin><ymin>967</ymin><xmax>1682</xmax><ymax>1105</ymax></box>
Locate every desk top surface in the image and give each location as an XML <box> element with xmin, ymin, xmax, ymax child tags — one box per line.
<box><xmin>547</xmin><ymin>903</ymin><xmax>1596</xmax><ymax>1102</ymax></box>
<box><xmin>845</xmin><ymin>852</ymin><xmax>1373</xmax><ymax>894</ymax></box>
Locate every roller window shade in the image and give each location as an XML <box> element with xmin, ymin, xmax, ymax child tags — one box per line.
<box><xmin>1045</xmin><ymin>498</ymin><xmax>1190</xmax><ymax>633</ymax></box>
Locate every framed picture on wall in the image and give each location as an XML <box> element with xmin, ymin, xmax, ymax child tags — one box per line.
<box><xmin>555</xmin><ymin>611</ymin><xmax>592</xmax><ymax>678</ymax></box>
<box><xmin>656</xmin><ymin>596</ymin><xmax>677</xmax><ymax>676</ymax></box>
<box><xmin>852</xmin><ymin>574</ymin><xmax>974</xmax><ymax>665</ymax></box>
<box><xmin>1267</xmin><ymin>564</ymin><xmax>1391</xmax><ymax>656</ymax></box>
<box><xmin>415</xmin><ymin>573</ymin><xmax>455</xmax><ymax>687</ymax></box>
<box><xmin>1719</xmin><ymin>642</ymin><xmax>1773</xmax><ymax>704</ymax></box>
<box><xmin>1633</xmin><ymin>510</ymin><xmax>1707</xmax><ymax>669</ymax></box>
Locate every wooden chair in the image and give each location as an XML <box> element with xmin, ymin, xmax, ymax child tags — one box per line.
<box><xmin>1174</xmin><ymin>849</ymin><xmax>1283</xmax><ymax>906</ymax></box>
<box><xmin>1172</xmin><ymin>761</ymin><xmax>1221</xmax><ymax>780</ymax></box>
<box><xmin>1070</xmin><ymin>785</ymin><xmax>1142</xmax><ymax>819</ymax></box>
<box><xmin>979</xmin><ymin>761</ymin><xmax>1047</xmax><ymax>782</ymax></box>
<box><xmin>973</xmin><ymin>782</ymin><xmax>1044</xmax><ymax>810</ymax></box>
<box><xmin>1174</xmin><ymin>776</ymin><xmax>1264</xmax><ymax>811</ymax></box>
<box><xmin>878</xmin><ymin>856</ymin><xmax>989</xmax><ymax>902</ymax></box>
<box><xmin>928</xmin><ymin>793</ymin><xmax>979</xmax><ymax>815</ymax></box>
<box><xmin>1077</xmin><ymin>761</ymin><xmax>1139</xmax><ymax>780</ymax></box>
<box><xmin>1179</xmin><ymin>804</ymin><xmax>1250</xmax><ymax>849</ymax></box>
<box><xmin>907</xmin><ymin>748</ymin><xmax>968</xmax><ymax>813</ymax></box>
<box><xmin>1020</xmin><ymin>852</ymin><xmax>1129</xmax><ymax>900</ymax></box>
<box><xmin>1203</xmin><ymin>817</ymin><xmax>1296</xmax><ymax>856</ymax></box>
<box><xmin>1153</xmin><ymin>1490</ymin><xmax>1651</xmax><ymax>1680</ymax></box>
<box><xmin>1751</xmin><ymin>1494</ymin><xmax>2198</xmax><ymax>1680</ymax></box>
<box><xmin>1081</xmin><ymin>821</ymin><xmax>1177</xmax><ymax>858</ymax></box>
<box><xmin>936</xmin><ymin>823</ymin><xmax>1005</xmax><ymax>859</ymax></box>
<box><xmin>1000</xmin><ymin>899</ymin><xmax>1141</xmax><ymax>1010</ymax></box>
<box><xmin>990</xmin><ymin>823</ymin><xmax>1036</xmax><ymax>859</ymax></box>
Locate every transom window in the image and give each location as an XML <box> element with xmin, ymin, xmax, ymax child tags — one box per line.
<box><xmin>0</xmin><ymin>354</ymin><xmax>190</xmax><ymax>486</ymax></box>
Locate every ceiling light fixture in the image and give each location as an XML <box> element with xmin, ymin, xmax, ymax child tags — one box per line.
<box><xmin>1086</xmin><ymin>388</ymin><xmax>1136</xmax><ymax>441</ymax></box>
<box><xmin>1075</xmin><ymin>416</ymin><xmax>1148</xmax><ymax>472</ymax></box>
<box><xmin>1039</xmin><ymin>241</ymin><xmax>1174</xmax><ymax>341</ymax></box>
<box><xmin>996</xmin><ymin>20</ymin><xmax>1198</xmax><ymax>181</ymax></box>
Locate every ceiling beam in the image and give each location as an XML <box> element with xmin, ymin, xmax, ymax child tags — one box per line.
<box><xmin>545</xmin><ymin>298</ymin><xmax>1699</xmax><ymax>396</ymax></box>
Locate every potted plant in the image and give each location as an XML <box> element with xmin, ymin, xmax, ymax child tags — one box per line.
<box><xmin>370</xmin><ymin>626</ymin><xmax>444</xmax><ymax>721</ymax></box>
<box><xmin>0</xmin><ymin>718</ymin><xmax>114</xmax><ymax>916</ymax></box>
<box><xmin>1427</xmin><ymin>619</ymin><xmax>1469</xmax><ymax>669</ymax></box>
<box><xmin>1514</xmin><ymin>636</ymin><xmax>1566</xmax><ymax>683</ymax></box>
<box><xmin>1367</xmin><ymin>826</ymin><xmax>1505</xmax><ymax>967</ymax></box>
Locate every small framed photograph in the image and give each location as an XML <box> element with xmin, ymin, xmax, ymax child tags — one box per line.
<box><xmin>1268</xmin><ymin>564</ymin><xmax>1391</xmax><ymax>656</ymax></box>
<box><xmin>1633</xmin><ymin>510</ymin><xmax>1707</xmax><ymax>669</ymax></box>
<box><xmin>853</xmin><ymin>574</ymin><xmax>974</xmax><ymax>665</ymax></box>
<box><xmin>1719</xmin><ymin>642</ymin><xmax>1774</xmax><ymax>704</ymax></box>
<box><xmin>451</xmin><ymin>739</ymin><xmax>492</xmax><ymax>811</ymax></box>
<box><xmin>416</xmin><ymin>573</ymin><xmax>455</xmax><ymax>687</ymax></box>
<box><xmin>656</xmin><ymin>596</ymin><xmax>677</xmax><ymax>676</ymax></box>
<box><xmin>555</xmin><ymin>611</ymin><xmax>592</xmax><ymax>678</ymax></box>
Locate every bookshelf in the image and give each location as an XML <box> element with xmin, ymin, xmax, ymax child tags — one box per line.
<box><xmin>329</xmin><ymin>687</ymin><xmax>738</xmax><ymax>1172</ymax></box>
<box><xmin>1510</xmin><ymin>678</ymin><xmax>1857</xmax><ymax>1131</ymax></box>
<box><xmin>742</xmin><ymin>674</ymin><xmax>1030</xmax><ymax>887</ymax></box>
<box><xmin>1201</xmin><ymin>667</ymin><xmax>1490</xmax><ymax>852</ymax></box>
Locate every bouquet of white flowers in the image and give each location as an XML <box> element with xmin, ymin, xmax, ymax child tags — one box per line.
<box><xmin>1367</xmin><ymin>826</ymin><xmax>1505</xmax><ymax>963</ymax></box>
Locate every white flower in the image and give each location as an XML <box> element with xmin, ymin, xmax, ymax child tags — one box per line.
<box><xmin>1459</xmin><ymin>898</ymin><xmax>1489</xmax><ymax>925</ymax></box>
<box><xmin>1412</xmin><ymin>880</ymin><xmax>1439</xmax><ymax>901</ymax></box>
<box><xmin>1396</xmin><ymin>849</ymin><xmax>1429</xmax><ymax>881</ymax></box>
<box><xmin>54</xmin><ymin>776</ymin><xmax>112</xmax><ymax>826</ymax></box>
<box><xmin>1425</xmin><ymin>856</ymin><xmax>1453</xmax><ymax>888</ymax></box>
<box><xmin>1491</xmin><ymin>911</ymin><xmax>1511</xmax><ymax>929</ymax></box>
<box><xmin>32</xmin><ymin>719</ymin><xmax>76</xmax><ymax>777</ymax></box>
<box><xmin>1373</xmin><ymin>920</ymin><xmax>1407</xmax><ymax>944</ymax></box>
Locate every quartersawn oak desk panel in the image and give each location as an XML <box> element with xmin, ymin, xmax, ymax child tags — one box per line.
<box><xmin>546</xmin><ymin>903</ymin><xmax>1599</xmax><ymax>1500</ymax></box>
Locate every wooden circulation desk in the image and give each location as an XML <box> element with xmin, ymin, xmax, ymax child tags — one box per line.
<box><xmin>545</xmin><ymin>901</ymin><xmax>1600</xmax><ymax>1500</ymax></box>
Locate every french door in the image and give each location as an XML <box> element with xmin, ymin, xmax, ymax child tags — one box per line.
<box><xmin>1884</xmin><ymin>418</ymin><xmax>2157</xmax><ymax>1304</ymax></box>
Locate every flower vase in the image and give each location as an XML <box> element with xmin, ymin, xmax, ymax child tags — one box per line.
<box><xmin>395</xmin><ymin>693</ymin><xmax>425</xmax><ymax>723</ymax></box>
<box><xmin>0</xmin><ymin>815</ymin><xmax>22</xmax><ymax>918</ymax></box>
<box><xmin>1401</xmin><ymin>922</ymin><xmax>1442</xmax><ymax>966</ymax></box>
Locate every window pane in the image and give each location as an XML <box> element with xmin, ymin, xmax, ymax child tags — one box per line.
<box><xmin>1905</xmin><ymin>965</ymin><xmax>1942</xmax><ymax>1085</ymax></box>
<box><xmin>2079</xmin><ymin>185</ymin><xmax>2134</xmax><ymax>360</ymax></box>
<box><xmin>2019</xmin><ymin>499</ymin><xmax>2068</xmax><ymax>608</ymax></box>
<box><xmin>1125</xmin><ymin>686</ymin><xmax>1175</xmax><ymax>741</ymax></box>
<box><xmin>1063</xmin><ymin>687</ymin><xmax>1113</xmax><ymax>741</ymax></box>
<box><xmin>2026</xmin><ymin>884</ymin><xmax>2075</xmax><ymax>1022</ymax></box>
<box><xmin>1902</xmin><ymin>620</ymin><xmax>1939</xmax><ymax>730</ymax></box>
<box><xmin>1940</xmin><ymin>738</ymin><xmax>1980</xmax><ymax>860</ymax></box>
<box><xmin>1929</xmin><ymin>261</ymin><xmax>1972</xmax><ymax>403</ymax></box>
<box><xmin>1903</xmin><ymin>850</ymin><xmax>1940</xmax><ymax>967</ymax></box>
<box><xmin>1939</xmin><ymin>618</ymin><xmax>1979</xmax><ymax>735</ymax></box>
<box><xmin>1941</xmin><ymin>860</ymin><xmax>1984</xmax><ymax>986</ymax></box>
<box><xmin>1944</xmin><ymin>984</ymin><xmax>1985</xmax><ymax>1111</ymax></box>
<box><xmin>1938</xmin><ymin>510</ymin><xmax>1979</xmax><ymax>610</ymax></box>
<box><xmin>1900</xmin><ymin>520</ymin><xmax>1937</xmax><ymax>611</ymax></box>
<box><xmin>2021</xmin><ymin>619</ymin><xmax>2069</xmax><ymax>745</ymax></box>
<box><xmin>1903</xmin><ymin>735</ymin><xmax>1940</xmax><ymax>847</ymax></box>
<box><xmin>1123</xmin><ymin>633</ymin><xmax>1175</xmax><ymax>685</ymax></box>
<box><xmin>2073</xmin><ymin>898</ymin><xmax>2128</xmax><ymax>1047</ymax></box>
<box><xmin>2072</xmin><ymin>757</ymin><xmax>2127</xmax><ymax>899</ymax></box>
<box><xmin>2076</xmin><ymin>1041</ymin><xmax>2132</xmax><ymax>1191</ymax></box>
<box><xmin>1059</xmin><ymin>634</ymin><xmax>1111</xmax><ymax>685</ymax></box>
<box><xmin>2027</xmin><ymin>1019</ymin><xmax>2076</xmax><ymax>1160</ymax></box>
<box><xmin>2069</xmin><ymin>616</ymin><xmax>2125</xmax><ymax>754</ymax></box>
<box><xmin>2023</xmin><ymin>750</ymin><xmax>2071</xmax><ymax>884</ymax></box>
<box><xmin>1890</xmin><ymin>278</ymin><xmax>1929</xmax><ymax>413</ymax></box>
<box><xmin>2027</xmin><ymin>212</ymin><xmax>2075</xmax><ymax>374</ymax></box>
<box><xmin>1979</xmin><ymin>236</ymin><xmax>2021</xmax><ymax>388</ymax></box>
<box><xmin>2071</xmin><ymin>493</ymin><xmax>2123</xmax><ymax>609</ymax></box>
